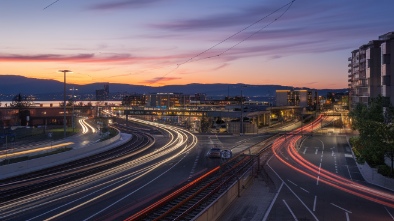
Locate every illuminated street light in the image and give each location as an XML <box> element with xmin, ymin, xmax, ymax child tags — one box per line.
<box><xmin>59</xmin><ymin>70</ymin><xmax>72</xmax><ymax>138</ymax></box>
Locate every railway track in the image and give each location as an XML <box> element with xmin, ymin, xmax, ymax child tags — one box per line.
<box><xmin>126</xmin><ymin>135</ymin><xmax>276</xmax><ymax>221</ymax></box>
<box><xmin>0</xmin><ymin>123</ymin><xmax>155</xmax><ymax>203</ymax></box>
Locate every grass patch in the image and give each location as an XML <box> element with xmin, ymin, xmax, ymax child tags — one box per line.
<box><xmin>99</xmin><ymin>127</ymin><xmax>119</xmax><ymax>141</ymax></box>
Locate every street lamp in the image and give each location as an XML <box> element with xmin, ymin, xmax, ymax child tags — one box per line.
<box><xmin>70</xmin><ymin>87</ymin><xmax>78</xmax><ymax>133</ymax></box>
<box><xmin>59</xmin><ymin>70</ymin><xmax>72</xmax><ymax>138</ymax></box>
<box><xmin>240</xmin><ymin>85</ymin><xmax>248</xmax><ymax>135</ymax></box>
<box><xmin>241</xmin><ymin>89</ymin><xmax>243</xmax><ymax>135</ymax></box>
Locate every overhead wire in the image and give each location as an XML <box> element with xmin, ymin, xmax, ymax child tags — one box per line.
<box><xmin>179</xmin><ymin>0</ymin><xmax>296</xmax><ymax>65</ymax></box>
<box><xmin>41</xmin><ymin>0</ymin><xmax>296</xmax><ymax>84</ymax></box>
<box><xmin>153</xmin><ymin>0</ymin><xmax>296</xmax><ymax>83</ymax></box>
<box><xmin>43</xmin><ymin>0</ymin><xmax>61</xmax><ymax>10</ymax></box>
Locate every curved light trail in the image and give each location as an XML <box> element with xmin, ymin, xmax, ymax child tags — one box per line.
<box><xmin>272</xmin><ymin>115</ymin><xmax>394</xmax><ymax>209</ymax></box>
<box><xmin>0</xmin><ymin>142</ymin><xmax>75</xmax><ymax>160</ymax></box>
<box><xmin>0</xmin><ymin>117</ymin><xmax>198</xmax><ymax>221</ymax></box>
<box><xmin>78</xmin><ymin>118</ymin><xmax>97</xmax><ymax>134</ymax></box>
<box><xmin>0</xmin><ymin>119</ymin><xmax>96</xmax><ymax>160</ymax></box>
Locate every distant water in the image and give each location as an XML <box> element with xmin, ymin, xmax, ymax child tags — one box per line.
<box><xmin>0</xmin><ymin>101</ymin><xmax>121</xmax><ymax>107</ymax></box>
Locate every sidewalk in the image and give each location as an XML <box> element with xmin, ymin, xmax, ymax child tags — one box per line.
<box><xmin>344</xmin><ymin>135</ymin><xmax>394</xmax><ymax>191</ymax></box>
<box><xmin>216</xmin><ymin>168</ymin><xmax>276</xmax><ymax>221</ymax></box>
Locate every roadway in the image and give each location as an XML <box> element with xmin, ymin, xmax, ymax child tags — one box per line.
<box><xmin>264</xmin><ymin>132</ymin><xmax>394</xmax><ymax>221</ymax></box>
<box><xmin>0</xmin><ymin>117</ymin><xmax>269</xmax><ymax>220</ymax></box>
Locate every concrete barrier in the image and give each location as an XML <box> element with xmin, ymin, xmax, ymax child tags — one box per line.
<box><xmin>357</xmin><ymin>161</ymin><xmax>394</xmax><ymax>191</ymax></box>
<box><xmin>193</xmin><ymin>167</ymin><xmax>254</xmax><ymax>221</ymax></box>
<box><xmin>0</xmin><ymin>133</ymin><xmax>132</xmax><ymax>179</ymax></box>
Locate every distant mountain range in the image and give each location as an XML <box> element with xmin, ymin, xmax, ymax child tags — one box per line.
<box><xmin>0</xmin><ymin>75</ymin><xmax>347</xmax><ymax>101</ymax></box>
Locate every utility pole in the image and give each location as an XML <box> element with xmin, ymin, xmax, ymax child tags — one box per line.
<box><xmin>241</xmin><ymin>89</ymin><xmax>243</xmax><ymax>135</ymax></box>
<box><xmin>59</xmin><ymin>70</ymin><xmax>72</xmax><ymax>138</ymax></box>
<box><xmin>70</xmin><ymin>87</ymin><xmax>78</xmax><ymax>133</ymax></box>
<box><xmin>240</xmin><ymin>85</ymin><xmax>248</xmax><ymax>135</ymax></box>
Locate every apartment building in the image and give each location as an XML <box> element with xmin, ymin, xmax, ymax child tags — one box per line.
<box><xmin>275</xmin><ymin>89</ymin><xmax>316</xmax><ymax>109</ymax></box>
<box><xmin>146</xmin><ymin>93</ymin><xmax>190</xmax><ymax>108</ymax></box>
<box><xmin>348</xmin><ymin>31</ymin><xmax>394</xmax><ymax>109</ymax></box>
<box><xmin>380</xmin><ymin>32</ymin><xmax>394</xmax><ymax>106</ymax></box>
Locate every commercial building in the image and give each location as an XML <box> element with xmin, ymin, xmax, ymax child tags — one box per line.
<box><xmin>348</xmin><ymin>31</ymin><xmax>394</xmax><ymax>109</ymax></box>
<box><xmin>121</xmin><ymin>93</ymin><xmax>146</xmax><ymax>106</ymax></box>
<box><xmin>96</xmin><ymin>83</ymin><xmax>110</xmax><ymax>101</ymax></box>
<box><xmin>275</xmin><ymin>89</ymin><xmax>317</xmax><ymax>109</ymax></box>
<box><xmin>146</xmin><ymin>93</ymin><xmax>190</xmax><ymax>108</ymax></box>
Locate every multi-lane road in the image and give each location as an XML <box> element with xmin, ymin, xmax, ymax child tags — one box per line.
<box><xmin>0</xmin><ymin>117</ymin><xmax>269</xmax><ymax>220</ymax></box>
<box><xmin>3</xmin><ymin>114</ymin><xmax>394</xmax><ymax>221</ymax></box>
<box><xmin>264</xmin><ymin>119</ymin><xmax>394</xmax><ymax>221</ymax></box>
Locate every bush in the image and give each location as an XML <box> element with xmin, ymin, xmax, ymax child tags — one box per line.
<box><xmin>377</xmin><ymin>164</ymin><xmax>392</xmax><ymax>177</ymax></box>
<box><xmin>352</xmin><ymin>147</ymin><xmax>365</xmax><ymax>164</ymax></box>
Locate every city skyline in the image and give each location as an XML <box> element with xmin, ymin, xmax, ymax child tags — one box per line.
<box><xmin>1</xmin><ymin>0</ymin><xmax>394</xmax><ymax>89</ymax></box>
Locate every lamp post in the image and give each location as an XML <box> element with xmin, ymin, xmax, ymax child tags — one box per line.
<box><xmin>240</xmin><ymin>85</ymin><xmax>248</xmax><ymax>135</ymax></box>
<box><xmin>241</xmin><ymin>89</ymin><xmax>243</xmax><ymax>135</ymax></box>
<box><xmin>70</xmin><ymin>87</ymin><xmax>78</xmax><ymax>133</ymax></box>
<box><xmin>59</xmin><ymin>70</ymin><xmax>72</xmax><ymax>138</ymax></box>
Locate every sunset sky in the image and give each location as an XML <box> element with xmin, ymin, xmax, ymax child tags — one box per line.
<box><xmin>1</xmin><ymin>0</ymin><xmax>394</xmax><ymax>89</ymax></box>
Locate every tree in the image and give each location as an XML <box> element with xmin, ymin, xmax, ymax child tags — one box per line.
<box><xmin>200</xmin><ymin>116</ymin><xmax>212</xmax><ymax>133</ymax></box>
<box><xmin>349</xmin><ymin>96</ymin><xmax>394</xmax><ymax>175</ymax></box>
<box><xmin>10</xmin><ymin>93</ymin><xmax>34</xmax><ymax>109</ymax></box>
<box><xmin>10</xmin><ymin>93</ymin><xmax>34</xmax><ymax>126</ymax></box>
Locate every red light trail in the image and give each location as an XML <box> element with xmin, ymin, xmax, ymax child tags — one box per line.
<box><xmin>272</xmin><ymin>116</ymin><xmax>394</xmax><ymax>208</ymax></box>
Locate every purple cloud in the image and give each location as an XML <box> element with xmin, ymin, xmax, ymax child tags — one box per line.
<box><xmin>140</xmin><ymin>76</ymin><xmax>181</xmax><ymax>85</ymax></box>
<box><xmin>88</xmin><ymin>0</ymin><xmax>163</xmax><ymax>10</ymax></box>
<box><xmin>0</xmin><ymin>53</ymin><xmax>134</xmax><ymax>63</ymax></box>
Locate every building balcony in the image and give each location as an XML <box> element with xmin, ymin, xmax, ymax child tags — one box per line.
<box><xmin>357</xmin><ymin>83</ymin><xmax>368</xmax><ymax>87</ymax></box>
<box><xmin>348</xmin><ymin>57</ymin><xmax>352</xmax><ymax>61</ymax></box>
<box><xmin>348</xmin><ymin>69</ymin><xmax>352</xmax><ymax>73</ymax></box>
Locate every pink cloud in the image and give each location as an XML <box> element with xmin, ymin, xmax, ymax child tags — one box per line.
<box><xmin>140</xmin><ymin>76</ymin><xmax>181</xmax><ymax>85</ymax></box>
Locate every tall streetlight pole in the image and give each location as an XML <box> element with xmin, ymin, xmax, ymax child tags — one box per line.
<box><xmin>241</xmin><ymin>89</ymin><xmax>243</xmax><ymax>136</ymax></box>
<box><xmin>240</xmin><ymin>85</ymin><xmax>247</xmax><ymax>136</ymax></box>
<box><xmin>70</xmin><ymin>87</ymin><xmax>78</xmax><ymax>133</ymax></box>
<box><xmin>59</xmin><ymin>70</ymin><xmax>72</xmax><ymax>138</ymax></box>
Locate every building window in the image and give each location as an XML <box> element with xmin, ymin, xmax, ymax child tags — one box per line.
<box><xmin>383</xmin><ymin>54</ymin><xmax>391</xmax><ymax>64</ymax></box>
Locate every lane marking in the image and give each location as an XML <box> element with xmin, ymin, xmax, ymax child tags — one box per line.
<box><xmin>331</xmin><ymin>203</ymin><xmax>352</xmax><ymax>213</ymax></box>
<box><xmin>313</xmin><ymin>195</ymin><xmax>317</xmax><ymax>211</ymax></box>
<box><xmin>287</xmin><ymin>179</ymin><xmax>298</xmax><ymax>186</ymax></box>
<box><xmin>283</xmin><ymin>199</ymin><xmax>298</xmax><ymax>221</ymax></box>
<box><xmin>300</xmin><ymin>187</ymin><xmax>309</xmax><ymax>193</ymax></box>
<box><xmin>267</xmin><ymin>163</ymin><xmax>319</xmax><ymax>221</ymax></box>
<box><xmin>303</xmin><ymin>146</ymin><xmax>308</xmax><ymax>154</ymax></box>
<box><xmin>315</xmin><ymin>149</ymin><xmax>318</xmax><ymax>154</ymax></box>
<box><xmin>316</xmin><ymin>176</ymin><xmax>319</xmax><ymax>185</ymax></box>
<box><xmin>262</xmin><ymin>182</ymin><xmax>284</xmax><ymax>221</ymax></box>
<box><xmin>346</xmin><ymin>212</ymin><xmax>350</xmax><ymax>221</ymax></box>
<box><xmin>345</xmin><ymin>165</ymin><xmax>352</xmax><ymax>180</ymax></box>
<box><xmin>384</xmin><ymin>207</ymin><xmax>394</xmax><ymax>220</ymax></box>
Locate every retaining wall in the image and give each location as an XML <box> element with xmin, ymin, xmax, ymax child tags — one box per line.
<box><xmin>193</xmin><ymin>167</ymin><xmax>254</xmax><ymax>221</ymax></box>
